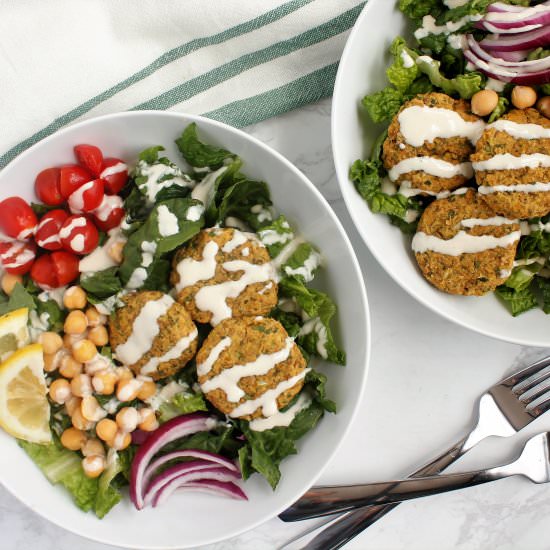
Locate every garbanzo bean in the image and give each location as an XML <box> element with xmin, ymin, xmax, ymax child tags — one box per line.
<box><xmin>1</xmin><ymin>273</ymin><xmax>22</xmax><ymax>295</ymax></box>
<box><xmin>60</xmin><ymin>427</ymin><xmax>86</xmax><ymax>451</ymax></box>
<box><xmin>38</xmin><ymin>331</ymin><xmax>64</xmax><ymax>355</ymax></box>
<box><xmin>88</xmin><ymin>325</ymin><xmax>109</xmax><ymax>347</ymax></box>
<box><xmin>511</xmin><ymin>85</ymin><xmax>538</xmax><ymax>109</ymax></box>
<box><xmin>63</xmin><ymin>286</ymin><xmax>87</xmax><ymax>310</ymax></box>
<box><xmin>64</xmin><ymin>310</ymin><xmax>88</xmax><ymax>335</ymax></box>
<box><xmin>471</xmin><ymin>89</ymin><xmax>499</xmax><ymax>117</ymax></box>
<box><xmin>96</xmin><ymin>418</ymin><xmax>118</xmax><ymax>442</ymax></box>
<box><xmin>49</xmin><ymin>378</ymin><xmax>72</xmax><ymax>404</ymax></box>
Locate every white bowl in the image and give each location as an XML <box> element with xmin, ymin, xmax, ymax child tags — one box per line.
<box><xmin>332</xmin><ymin>0</ymin><xmax>550</xmax><ymax>347</ymax></box>
<box><xmin>0</xmin><ymin>112</ymin><xmax>370</xmax><ymax>548</ymax></box>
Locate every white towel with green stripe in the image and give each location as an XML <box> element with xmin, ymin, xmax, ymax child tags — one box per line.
<box><xmin>0</xmin><ymin>0</ymin><xmax>366</xmax><ymax>169</ymax></box>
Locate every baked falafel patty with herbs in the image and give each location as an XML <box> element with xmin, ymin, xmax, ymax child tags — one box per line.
<box><xmin>109</xmin><ymin>290</ymin><xmax>198</xmax><ymax>380</ymax></box>
<box><xmin>196</xmin><ymin>316</ymin><xmax>308</xmax><ymax>420</ymax></box>
<box><xmin>383</xmin><ymin>92</ymin><xmax>484</xmax><ymax>196</ymax></box>
<box><xmin>412</xmin><ymin>189</ymin><xmax>521</xmax><ymax>296</ymax></box>
<box><xmin>472</xmin><ymin>108</ymin><xmax>550</xmax><ymax>219</ymax></box>
<box><xmin>170</xmin><ymin>228</ymin><xmax>278</xmax><ymax>326</ymax></box>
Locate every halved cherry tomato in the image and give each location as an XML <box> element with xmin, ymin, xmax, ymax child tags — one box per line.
<box><xmin>59</xmin><ymin>164</ymin><xmax>92</xmax><ymax>199</ymax></box>
<box><xmin>68</xmin><ymin>178</ymin><xmax>104</xmax><ymax>213</ymax></box>
<box><xmin>35</xmin><ymin>209</ymin><xmax>69</xmax><ymax>250</ymax></box>
<box><xmin>30</xmin><ymin>254</ymin><xmax>57</xmax><ymax>288</ymax></box>
<box><xmin>93</xmin><ymin>195</ymin><xmax>125</xmax><ymax>231</ymax></box>
<box><xmin>51</xmin><ymin>250</ymin><xmax>79</xmax><ymax>286</ymax></box>
<box><xmin>74</xmin><ymin>144</ymin><xmax>104</xmax><ymax>177</ymax></box>
<box><xmin>0</xmin><ymin>241</ymin><xmax>36</xmax><ymax>275</ymax></box>
<box><xmin>100</xmin><ymin>158</ymin><xmax>128</xmax><ymax>195</ymax></box>
<box><xmin>34</xmin><ymin>167</ymin><xmax>64</xmax><ymax>206</ymax></box>
<box><xmin>59</xmin><ymin>215</ymin><xmax>99</xmax><ymax>255</ymax></box>
<box><xmin>0</xmin><ymin>197</ymin><xmax>37</xmax><ymax>239</ymax></box>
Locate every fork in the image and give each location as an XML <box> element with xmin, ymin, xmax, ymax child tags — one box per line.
<box><xmin>279</xmin><ymin>431</ymin><xmax>550</xmax><ymax>512</ymax></box>
<box><xmin>278</xmin><ymin>355</ymin><xmax>550</xmax><ymax>549</ymax></box>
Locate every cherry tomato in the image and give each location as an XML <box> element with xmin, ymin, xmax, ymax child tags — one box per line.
<box><xmin>100</xmin><ymin>158</ymin><xmax>128</xmax><ymax>195</ymax></box>
<box><xmin>0</xmin><ymin>197</ymin><xmax>37</xmax><ymax>239</ymax></box>
<box><xmin>74</xmin><ymin>144</ymin><xmax>104</xmax><ymax>177</ymax></box>
<box><xmin>30</xmin><ymin>254</ymin><xmax>57</xmax><ymax>288</ymax></box>
<box><xmin>0</xmin><ymin>241</ymin><xmax>36</xmax><ymax>275</ymax></box>
<box><xmin>67</xmin><ymin>178</ymin><xmax>104</xmax><ymax>213</ymax></box>
<box><xmin>59</xmin><ymin>215</ymin><xmax>99</xmax><ymax>255</ymax></box>
<box><xmin>93</xmin><ymin>194</ymin><xmax>125</xmax><ymax>231</ymax></box>
<box><xmin>34</xmin><ymin>168</ymin><xmax>64</xmax><ymax>206</ymax></box>
<box><xmin>59</xmin><ymin>164</ymin><xmax>92</xmax><ymax>199</ymax></box>
<box><xmin>34</xmin><ymin>209</ymin><xmax>69</xmax><ymax>250</ymax></box>
<box><xmin>51</xmin><ymin>250</ymin><xmax>80</xmax><ymax>286</ymax></box>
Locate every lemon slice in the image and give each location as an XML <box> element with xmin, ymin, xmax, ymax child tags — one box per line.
<box><xmin>0</xmin><ymin>307</ymin><xmax>30</xmax><ymax>362</ymax></box>
<box><xmin>0</xmin><ymin>343</ymin><xmax>51</xmax><ymax>443</ymax></box>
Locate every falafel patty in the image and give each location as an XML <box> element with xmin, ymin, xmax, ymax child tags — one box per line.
<box><xmin>196</xmin><ymin>316</ymin><xmax>308</xmax><ymax>420</ymax></box>
<box><xmin>412</xmin><ymin>189</ymin><xmax>520</xmax><ymax>296</ymax></box>
<box><xmin>383</xmin><ymin>92</ymin><xmax>484</xmax><ymax>196</ymax></box>
<box><xmin>472</xmin><ymin>108</ymin><xmax>550</xmax><ymax>219</ymax></box>
<box><xmin>170</xmin><ymin>228</ymin><xmax>278</xmax><ymax>326</ymax></box>
<box><xmin>109</xmin><ymin>290</ymin><xmax>198</xmax><ymax>380</ymax></box>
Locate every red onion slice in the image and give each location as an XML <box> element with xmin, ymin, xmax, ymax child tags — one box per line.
<box><xmin>482</xmin><ymin>5</ymin><xmax>550</xmax><ymax>29</ymax></box>
<box><xmin>480</xmin><ymin>26</ymin><xmax>550</xmax><ymax>52</ymax></box>
<box><xmin>493</xmin><ymin>50</ymin><xmax>530</xmax><ymax>63</ymax></box>
<box><xmin>129</xmin><ymin>412</ymin><xmax>216</xmax><ymax>509</ymax></box>
<box><xmin>152</xmin><ymin>472</ymin><xmax>246</xmax><ymax>507</ymax></box>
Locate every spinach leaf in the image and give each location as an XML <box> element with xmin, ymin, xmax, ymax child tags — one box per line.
<box><xmin>0</xmin><ymin>283</ymin><xmax>36</xmax><ymax>316</ymax></box>
<box><xmin>305</xmin><ymin>370</ymin><xmax>336</xmax><ymax>413</ymax></box>
<box><xmin>176</xmin><ymin>123</ymin><xmax>235</xmax><ymax>168</ymax></box>
<box><xmin>36</xmin><ymin>298</ymin><xmax>65</xmax><ymax>333</ymax></box>
<box><xmin>80</xmin><ymin>267</ymin><xmax>122</xmax><ymax>300</ymax></box>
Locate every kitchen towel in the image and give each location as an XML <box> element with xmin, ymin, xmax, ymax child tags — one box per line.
<box><xmin>0</xmin><ymin>0</ymin><xmax>366</xmax><ymax>169</ymax></box>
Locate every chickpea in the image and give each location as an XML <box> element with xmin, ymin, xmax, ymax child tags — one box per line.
<box><xmin>107</xmin><ymin>241</ymin><xmax>125</xmax><ymax>264</ymax></box>
<box><xmin>63</xmin><ymin>332</ymin><xmax>86</xmax><ymax>348</ymax></box>
<box><xmin>63</xmin><ymin>286</ymin><xmax>87</xmax><ymax>310</ymax></box>
<box><xmin>59</xmin><ymin>355</ymin><xmax>83</xmax><ymax>379</ymax></box>
<box><xmin>60</xmin><ymin>427</ymin><xmax>87</xmax><ymax>451</ymax></box>
<box><xmin>471</xmin><ymin>89</ymin><xmax>499</xmax><ymax>117</ymax></box>
<box><xmin>115</xmin><ymin>366</ymin><xmax>133</xmax><ymax>382</ymax></box>
<box><xmin>38</xmin><ymin>331</ymin><xmax>64</xmax><ymax>355</ymax></box>
<box><xmin>511</xmin><ymin>85</ymin><xmax>538</xmax><ymax>109</ymax></box>
<box><xmin>49</xmin><ymin>378</ymin><xmax>72</xmax><ymax>404</ymax></box>
<box><xmin>116</xmin><ymin>378</ymin><xmax>142</xmax><ymax>402</ymax></box>
<box><xmin>65</xmin><ymin>396</ymin><xmax>82</xmax><ymax>416</ymax></box>
<box><xmin>85</xmin><ymin>307</ymin><xmax>107</xmax><ymax>327</ymax></box>
<box><xmin>84</xmin><ymin>354</ymin><xmax>109</xmax><ymax>376</ymax></box>
<box><xmin>96</xmin><ymin>418</ymin><xmax>118</xmax><ymax>442</ymax></box>
<box><xmin>43</xmin><ymin>350</ymin><xmax>66</xmax><ymax>373</ymax></box>
<box><xmin>138</xmin><ymin>408</ymin><xmax>159</xmax><ymax>432</ymax></box>
<box><xmin>109</xmin><ymin>430</ymin><xmax>132</xmax><ymax>451</ymax></box>
<box><xmin>64</xmin><ymin>310</ymin><xmax>88</xmax><ymax>335</ymax></box>
<box><xmin>136</xmin><ymin>379</ymin><xmax>156</xmax><ymax>400</ymax></box>
<box><xmin>88</xmin><ymin>325</ymin><xmax>109</xmax><ymax>347</ymax></box>
<box><xmin>72</xmin><ymin>339</ymin><xmax>97</xmax><ymax>363</ymax></box>
<box><xmin>1</xmin><ymin>273</ymin><xmax>22</xmax><ymax>295</ymax></box>
<box><xmin>71</xmin><ymin>407</ymin><xmax>94</xmax><ymax>431</ymax></box>
<box><xmin>70</xmin><ymin>373</ymin><xmax>92</xmax><ymax>398</ymax></box>
<box><xmin>82</xmin><ymin>455</ymin><xmax>105</xmax><ymax>478</ymax></box>
<box><xmin>92</xmin><ymin>370</ymin><xmax>117</xmax><ymax>395</ymax></box>
<box><xmin>82</xmin><ymin>438</ymin><xmax>105</xmax><ymax>458</ymax></box>
<box><xmin>116</xmin><ymin>407</ymin><xmax>139</xmax><ymax>432</ymax></box>
<box><xmin>81</xmin><ymin>395</ymin><xmax>107</xmax><ymax>422</ymax></box>
<box><xmin>537</xmin><ymin>96</ymin><xmax>550</xmax><ymax>119</ymax></box>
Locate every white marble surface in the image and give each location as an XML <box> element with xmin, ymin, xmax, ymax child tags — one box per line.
<box><xmin>3</xmin><ymin>99</ymin><xmax>550</xmax><ymax>550</ymax></box>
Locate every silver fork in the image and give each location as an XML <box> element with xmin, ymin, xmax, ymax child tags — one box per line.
<box><xmin>278</xmin><ymin>355</ymin><xmax>550</xmax><ymax>549</ymax></box>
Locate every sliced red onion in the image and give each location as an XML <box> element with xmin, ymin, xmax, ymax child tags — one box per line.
<box><xmin>129</xmin><ymin>412</ymin><xmax>217</xmax><ymax>509</ymax></box>
<box><xmin>152</xmin><ymin>470</ymin><xmax>245</xmax><ymax>507</ymax></box>
<box><xmin>131</xmin><ymin>429</ymin><xmax>150</xmax><ymax>446</ymax></box>
<box><xmin>141</xmin><ymin>449</ymin><xmax>239</xmax><ymax>495</ymax></box>
<box><xmin>157</xmin><ymin>480</ymin><xmax>248</xmax><ymax>506</ymax></box>
<box><xmin>476</xmin><ymin>20</ymin><xmax>544</xmax><ymax>34</ymax></box>
<box><xmin>482</xmin><ymin>4</ymin><xmax>550</xmax><ymax>28</ymax></box>
<box><xmin>480</xmin><ymin>26</ymin><xmax>550</xmax><ymax>52</ymax></box>
<box><xmin>487</xmin><ymin>3</ymin><xmax>533</xmax><ymax>14</ymax></box>
<box><xmin>494</xmin><ymin>50</ymin><xmax>531</xmax><ymax>63</ymax></box>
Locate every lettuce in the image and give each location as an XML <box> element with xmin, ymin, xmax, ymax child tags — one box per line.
<box><xmin>504</xmin><ymin>265</ymin><xmax>540</xmax><ymax>292</ymax></box>
<box><xmin>362</xmin><ymin>87</ymin><xmax>404</xmax><ymax>124</ymax></box>
<box><xmin>398</xmin><ymin>0</ymin><xmax>441</xmax><ymax>19</ymax></box>
<box><xmin>158</xmin><ymin>391</ymin><xmax>208</xmax><ymax>423</ymax></box>
<box><xmin>176</xmin><ymin>123</ymin><xmax>235</xmax><ymax>169</ymax></box>
<box><xmin>257</xmin><ymin>215</ymin><xmax>295</xmax><ymax>257</ymax></box>
<box><xmin>489</xmin><ymin>97</ymin><xmax>509</xmax><ymax>123</ymax></box>
<box><xmin>536</xmin><ymin>278</ymin><xmax>550</xmax><ymax>314</ymax></box>
<box><xmin>387</xmin><ymin>38</ymin><xmax>420</xmax><ymax>93</ymax></box>
<box><xmin>495</xmin><ymin>285</ymin><xmax>538</xmax><ymax>317</ymax></box>
<box><xmin>516</xmin><ymin>225</ymin><xmax>550</xmax><ymax>260</ymax></box>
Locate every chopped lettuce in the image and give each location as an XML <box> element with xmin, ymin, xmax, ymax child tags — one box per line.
<box><xmin>517</xmin><ymin>226</ymin><xmax>550</xmax><ymax>260</ymax></box>
<box><xmin>35</xmin><ymin>297</ymin><xmax>65</xmax><ymax>333</ymax></box>
<box><xmin>489</xmin><ymin>97</ymin><xmax>509</xmax><ymax>123</ymax></box>
<box><xmin>257</xmin><ymin>215</ymin><xmax>295</xmax><ymax>257</ymax></box>
<box><xmin>158</xmin><ymin>391</ymin><xmax>208</xmax><ymax>423</ymax></box>
<box><xmin>362</xmin><ymin>87</ymin><xmax>404</xmax><ymax>124</ymax></box>
<box><xmin>387</xmin><ymin>38</ymin><xmax>420</xmax><ymax>93</ymax></box>
<box><xmin>536</xmin><ymin>278</ymin><xmax>550</xmax><ymax>314</ymax></box>
<box><xmin>398</xmin><ymin>0</ymin><xmax>441</xmax><ymax>20</ymax></box>
<box><xmin>280</xmin><ymin>242</ymin><xmax>321</xmax><ymax>284</ymax></box>
<box><xmin>495</xmin><ymin>285</ymin><xmax>538</xmax><ymax>317</ymax></box>
<box><xmin>504</xmin><ymin>265</ymin><xmax>540</xmax><ymax>292</ymax></box>
<box><xmin>95</xmin><ymin>450</ymin><xmax>124</xmax><ymax>519</ymax></box>
<box><xmin>176</xmin><ymin>122</ymin><xmax>235</xmax><ymax>169</ymax></box>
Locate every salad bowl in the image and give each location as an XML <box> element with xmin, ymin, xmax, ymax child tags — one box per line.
<box><xmin>0</xmin><ymin>111</ymin><xmax>370</xmax><ymax>548</ymax></box>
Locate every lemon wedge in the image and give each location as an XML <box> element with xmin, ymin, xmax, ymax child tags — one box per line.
<box><xmin>0</xmin><ymin>307</ymin><xmax>30</xmax><ymax>362</ymax></box>
<box><xmin>0</xmin><ymin>343</ymin><xmax>51</xmax><ymax>443</ymax></box>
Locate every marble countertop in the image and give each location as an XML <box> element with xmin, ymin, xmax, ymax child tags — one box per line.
<box><xmin>3</xmin><ymin>99</ymin><xmax>550</xmax><ymax>550</ymax></box>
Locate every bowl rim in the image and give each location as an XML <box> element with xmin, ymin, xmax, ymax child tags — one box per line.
<box><xmin>331</xmin><ymin>0</ymin><xmax>550</xmax><ymax>348</ymax></box>
<box><xmin>0</xmin><ymin>109</ymin><xmax>372</xmax><ymax>548</ymax></box>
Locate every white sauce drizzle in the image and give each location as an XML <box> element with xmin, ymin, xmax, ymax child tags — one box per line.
<box><xmin>186</xmin><ymin>204</ymin><xmax>204</xmax><ymax>222</ymax></box>
<box><xmin>488</xmin><ymin>119</ymin><xmax>550</xmax><ymax>140</ymax></box>
<box><xmin>283</xmin><ymin>250</ymin><xmax>322</xmax><ymax>283</ymax></box>
<box><xmin>157</xmin><ymin>204</ymin><xmax>179</xmax><ymax>237</ymax></box>
<box><xmin>79</xmin><ymin>228</ymin><xmax>126</xmax><ymax>273</ymax></box>
<box><xmin>94</xmin><ymin>194</ymin><xmax>123</xmax><ymax>222</ymax></box>
<box><xmin>191</xmin><ymin>166</ymin><xmax>227</xmax><ymax>204</ymax></box>
<box><xmin>400</xmin><ymin>49</ymin><xmax>415</xmax><ymax>68</ymax></box>
<box><xmin>59</xmin><ymin>216</ymin><xmax>87</xmax><ymax>240</ymax></box>
<box><xmin>443</xmin><ymin>0</ymin><xmax>468</xmax><ymax>7</ymax></box>
<box><xmin>388</xmin><ymin>157</ymin><xmax>473</xmax><ymax>181</ymax></box>
<box><xmin>140</xmin><ymin>328</ymin><xmax>198</xmax><ymax>375</ymax></box>
<box><xmin>137</xmin><ymin>161</ymin><xmax>193</xmax><ymax>203</ymax></box>
<box><xmin>100</xmin><ymin>162</ymin><xmax>127</xmax><ymax>179</ymax></box>
<box><xmin>412</xmin><ymin>230</ymin><xmax>521</xmax><ymax>256</ymax></box>
<box><xmin>200</xmin><ymin>338</ymin><xmax>294</xmax><ymax>402</ymax></box>
<box><xmin>175</xmin><ymin>240</ymin><xmax>219</xmax><ymax>290</ymax></box>
<box><xmin>478</xmin><ymin>182</ymin><xmax>550</xmax><ymax>195</ymax></box>
<box><xmin>473</xmin><ymin>153</ymin><xmax>550</xmax><ymax>172</ymax></box>
<box><xmin>298</xmin><ymin>317</ymin><xmax>328</xmax><ymax>359</ymax></box>
<box><xmin>272</xmin><ymin>238</ymin><xmax>304</xmax><ymax>269</ymax></box>
<box><xmin>68</xmin><ymin>180</ymin><xmax>95</xmax><ymax>213</ymax></box>
<box><xmin>196</xmin><ymin>337</ymin><xmax>232</xmax><ymax>377</ymax></box>
<box><xmin>398</xmin><ymin>106</ymin><xmax>485</xmax><ymax>147</ymax></box>
<box><xmin>461</xmin><ymin>216</ymin><xmax>518</xmax><ymax>228</ymax></box>
<box><xmin>114</xmin><ymin>295</ymin><xmax>174</xmax><ymax>365</ymax></box>
<box><xmin>249</xmin><ymin>392</ymin><xmax>312</xmax><ymax>432</ymax></box>
<box><xmin>224</xmin><ymin>217</ymin><xmax>249</xmax><ymax>231</ymax></box>
<box><xmin>485</xmin><ymin>78</ymin><xmax>507</xmax><ymax>93</ymax></box>
<box><xmin>221</xmin><ymin>230</ymin><xmax>249</xmax><ymax>253</ymax></box>
<box><xmin>414</xmin><ymin>14</ymin><xmax>482</xmax><ymax>40</ymax></box>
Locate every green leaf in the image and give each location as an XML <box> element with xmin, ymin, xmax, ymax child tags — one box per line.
<box><xmin>0</xmin><ymin>283</ymin><xmax>36</xmax><ymax>316</ymax></box>
<box><xmin>387</xmin><ymin>37</ymin><xmax>419</xmax><ymax>93</ymax></box>
<box><xmin>269</xmin><ymin>308</ymin><xmax>302</xmax><ymax>338</ymax></box>
<box><xmin>158</xmin><ymin>391</ymin><xmax>208</xmax><ymax>423</ymax></box>
<box><xmin>495</xmin><ymin>285</ymin><xmax>538</xmax><ymax>317</ymax></box>
<box><xmin>80</xmin><ymin>267</ymin><xmax>122</xmax><ymax>300</ymax></box>
<box><xmin>95</xmin><ymin>450</ymin><xmax>124</xmax><ymax>519</ymax></box>
<box><xmin>398</xmin><ymin>0</ymin><xmax>440</xmax><ymax>19</ymax></box>
<box><xmin>36</xmin><ymin>298</ymin><xmax>65</xmax><ymax>333</ymax></box>
<box><xmin>488</xmin><ymin>97</ymin><xmax>509</xmax><ymax>123</ymax></box>
<box><xmin>176</xmin><ymin>123</ymin><xmax>235</xmax><ymax>168</ymax></box>
<box><xmin>503</xmin><ymin>265</ymin><xmax>540</xmax><ymax>292</ymax></box>
<box><xmin>516</xmin><ymin>227</ymin><xmax>550</xmax><ymax>260</ymax></box>
<box><xmin>537</xmin><ymin>278</ymin><xmax>550</xmax><ymax>314</ymax></box>
<box><xmin>257</xmin><ymin>215</ymin><xmax>295</xmax><ymax>257</ymax></box>
<box><xmin>362</xmin><ymin>87</ymin><xmax>404</xmax><ymax>123</ymax></box>
<box><xmin>305</xmin><ymin>370</ymin><xmax>336</xmax><ymax>413</ymax></box>
<box><xmin>138</xmin><ymin>145</ymin><xmax>165</xmax><ymax>164</ymax></box>
<box><xmin>30</xmin><ymin>202</ymin><xmax>57</xmax><ymax>217</ymax></box>
<box><xmin>280</xmin><ymin>242</ymin><xmax>321</xmax><ymax>283</ymax></box>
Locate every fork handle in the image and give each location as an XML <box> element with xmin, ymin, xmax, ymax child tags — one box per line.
<box><xmin>280</xmin><ymin>469</ymin><xmax>499</xmax><ymax>521</ymax></box>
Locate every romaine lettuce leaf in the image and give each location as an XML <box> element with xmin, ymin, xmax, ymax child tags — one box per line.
<box><xmin>398</xmin><ymin>0</ymin><xmax>441</xmax><ymax>19</ymax></box>
<box><xmin>176</xmin><ymin>123</ymin><xmax>235</xmax><ymax>169</ymax></box>
<box><xmin>387</xmin><ymin>38</ymin><xmax>420</xmax><ymax>93</ymax></box>
<box><xmin>495</xmin><ymin>285</ymin><xmax>538</xmax><ymax>317</ymax></box>
<box><xmin>489</xmin><ymin>97</ymin><xmax>509</xmax><ymax>123</ymax></box>
<box><xmin>536</xmin><ymin>278</ymin><xmax>550</xmax><ymax>314</ymax></box>
<box><xmin>257</xmin><ymin>215</ymin><xmax>295</xmax><ymax>257</ymax></box>
<box><xmin>158</xmin><ymin>391</ymin><xmax>208</xmax><ymax>423</ymax></box>
<box><xmin>280</xmin><ymin>242</ymin><xmax>321</xmax><ymax>284</ymax></box>
<box><xmin>362</xmin><ymin>87</ymin><xmax>404</xmax><ymax>124</ymax></box>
